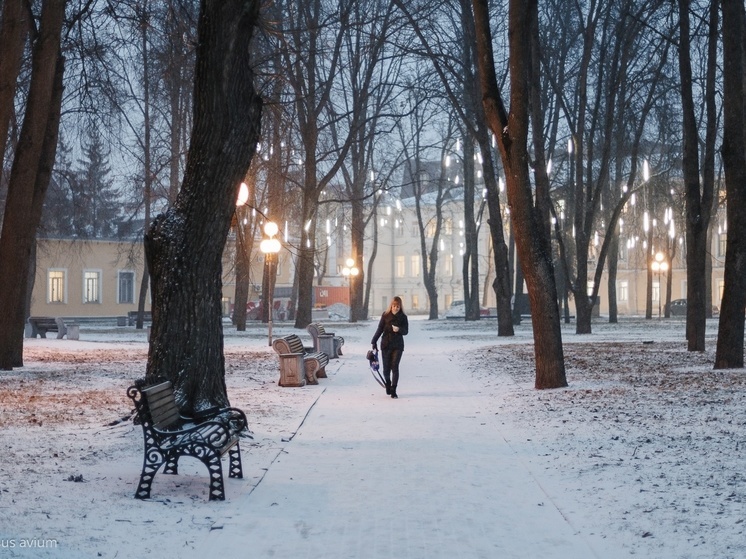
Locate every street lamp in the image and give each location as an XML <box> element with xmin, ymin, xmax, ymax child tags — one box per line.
<box><xmin>341</xmin><ymin>257</ymin><xmax>359</xmax><ymax>321</ymax></box>
<box><xmin>260</xmin><ymin>221</ymin><xmax>281</xmax><ymax>346</ymax></box>
<box><xmin>651</xmin><ymin>251</ymin><xmax>668</xmax><ymax>318</ymax></box>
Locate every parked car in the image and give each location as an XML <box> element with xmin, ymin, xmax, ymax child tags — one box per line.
<box><xmin>665</xmin><ymin>298</ymin><xmax>720</xmax><ymax>317</ymax></box>
<box><xmin>666</xmin><ymin>298</ymin><xmax>687</xmax><ymax>316</ymax></box>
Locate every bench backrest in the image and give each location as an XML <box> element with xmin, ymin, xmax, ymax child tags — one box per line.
<box><xmin>141</xmin><ymin>381</ymin><xmax>180</xmax><ymax>430</ymax></box>
<box><xmin>273</xmin><ymin>334</ymin><xmax>305</xmax><ymax>355</ymax></box>
<box><xmin>307</xmin><ymin>322</ymin><xmax>326</xmax><ymax>339</ymax></box>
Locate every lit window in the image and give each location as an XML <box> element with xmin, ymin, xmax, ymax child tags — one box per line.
<box><xmin>118</xmin><ymin>271</ymin><xmax>135</xmax><ymax>304</ymax></box>
<box><xmin>48</xmin><ymin>270</ymin><xmax>66</xmax><ymax>304</ymax></box>
<box><xmin>83</xmin><ymin>270</ymin><xmax>102</xmax><ymax>304</ymax></box>
<box><xmin>412</xmin><ymin>294</ymin><xmax>419</xmax><ymax>310</ymax></box>
<box><xmin>425</xmin><ymin>221</ymin><xmax>437</xmax><ymax>238</ymax></box>
<box><xmin>395</xmin><ymin>256</ymin><xmax>405</xmax><ymax>278</ymax></box>
<box><xmin>411</xmin><ymin>255</ymin><xmax>420</xmax><ymax>277</ymax></box>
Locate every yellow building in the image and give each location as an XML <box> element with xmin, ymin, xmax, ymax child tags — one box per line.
<box><xmin>30</xmin><ymin>236</ymin><xmax>293</xmax><ymax>321</ymax></box>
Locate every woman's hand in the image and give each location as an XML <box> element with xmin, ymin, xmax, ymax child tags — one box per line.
<box><xmin>392</xmin><ymin>325</ymin><xmax>399</xmax><ymax>332</ymax></box>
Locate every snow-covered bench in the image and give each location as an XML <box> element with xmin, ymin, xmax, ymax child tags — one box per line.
<box><xmin>272</xmin><ymin>333</ymin><xmax>329</xmax><ymax>386</ymax></box>
<box><xmin>127</xmin><ymin>377</ymin><xmax>249</xmax><ymax>501</ymax></box>
<box><xmin>306</xmin><ymin>322</ymin><xmax>344</xmax><ymax>359</ymax></box>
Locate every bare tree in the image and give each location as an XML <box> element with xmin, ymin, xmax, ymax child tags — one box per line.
<box><xmin>0</xmin><ymin>0</ymin><xmax>66</xmax><ymax>370</ymax></box>
<box><xmin>394</xmin><ymin>0</ymin><xmax>514</xmax><ymax>332</ymax></box>
<box><xmin>473</xmin><ymin>0</ymin><xmax>567</xmax><ymax>389</ymax></box>
<box><xmin>329</xmin><ymin>0</ymin><xmax>407</xmax><ymax>322</ymax></box>
<box><xmin>679</xmin><ymin>0</ymin><xmax>719</xmax><ymax>351</ymax></box>
<box><xmin>714</xmin><ymin>0</ymin><xmax>746</xmax><ymax>369</ymax></box>
<box><xmin>144</xmin><ymin>0</ymin><xmax>263</xmax><ymax>412</ymax></box>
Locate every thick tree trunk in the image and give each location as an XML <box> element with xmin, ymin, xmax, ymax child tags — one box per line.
<box><xmin>473</xmin><ymin>0</ymin><xmax>566</xmax><ymax>389</ymax></box>
<box><xmin>144</xmin><ymin>0</ymin><xmax>263</xmax><ymax>412</ymax></box>
<box><xmin>0</xmin><ymin>0</ymin><xmax>29</xmax><ymax>165</ymax></box>
<box><xmin>715</xmin><ymin>0</ymin><xmax>746</xmax><ymax>369</ymax></box>
<box><xmin>0</xmin><ymin>0</ymin><xmax>65</xmax><ymax>370</ymax></box>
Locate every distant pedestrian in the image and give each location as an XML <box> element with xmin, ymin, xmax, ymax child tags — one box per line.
<box><xmin>371</xmin><ymin>296</ymin><xmax>409</xmax><ymax>398</ymax></box>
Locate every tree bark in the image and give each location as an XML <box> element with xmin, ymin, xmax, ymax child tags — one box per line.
<box><xmin>679</xmin><ymin>0</ymin><xmax>716</xmax><ymax>352</ymax></box>
<box><xmin>0</xmin><ymin>0</ymin><xmax>29</xmax><ymax>167</ymax></box>
<box><xmin>0</xmin><ymin>0</ymin><xmax>65</xmax><ymax>370</ymax></box>
<box><xmin>715</xmin><ymin>0</ymin><xmax>746</xmax><ymax>369</ymax></box>
<box><xmin>472</xmin><ymin>0</ymin><xmax>566</xmax><ymax>389</ymax></box>
<box><xmin>144</xmin><ymin>0</ymin><xmax>263</xmax><ymax>412</ymax></box>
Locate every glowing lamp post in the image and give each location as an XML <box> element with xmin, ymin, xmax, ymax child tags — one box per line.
<box><xmin>341</xmin><ymin>257</ymin><xmax>359</xmax><ymax>321</ymax></box>
<box><xmin>651</xmin><ymin>252</ymin><xmax>668</xmax><ymax>319</ymax></box>
<box><xmin>260</xmin><ymin>221</ymin><xmax>281</xmax><ymax>345</ymax></box>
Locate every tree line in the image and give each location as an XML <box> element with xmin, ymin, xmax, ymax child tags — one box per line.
<box><xmin>0</xmin><ymin>0</ymin><xmax>744</xmax><ymax>407</ymax></box>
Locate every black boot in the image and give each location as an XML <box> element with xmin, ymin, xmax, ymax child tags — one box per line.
<box><xmin>385</xmin><ymin>382</ymin><xmax>391</xmax><ymax>395</ymax></box>
<box><xmin>391</xmin><ymin>387</ymin><xmax>398</xmax><ymax>399</ymax></box>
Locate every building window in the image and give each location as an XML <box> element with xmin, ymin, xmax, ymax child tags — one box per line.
<box><xmin>653</xmin><ymin>281</ymin><xmax>661</xmax><ymax>302</ymax></box>
<box><xmin>411</xmin><ymin>221</ymin><xmax>418</xmax><ymax>238</ymax></box>
<box><xmin>617</xmin><ymin>280</ymin><xmax>628</xmax><ymax>302</ymax></box>
<box><xmin>719</xmin><ymin>233</ymin><xmax>727</xmax><ymax>257</ymax></box>
<box><xmin>444</xmin><ymin>255</ymin><xmax>452</xmax><ymax>276</ymax></box>
<box><xmin>411</xmin><ymin>255</ymin><xmax>420</xmax><ymax>277</ymax></box>
<box><xmin>48</xmin><ymin>270</ymin><xmax>66</xmax><ymax>304</ymax></box>
<box><xmin>412</xmin><ymin>294</ymin><xmax>419</xmax><ymax>310</ymax></box>
<box><xmin>395</xmin><ymin>256</ymin><xmax>405</xmax><ymax>278</ymax></box>
<box><xmin>118</xmin><ymin>271</ymin><xmax>135</xmax><ymax>304</ymax></box>
<box><xmin>444</xmin><ymin>218</ymin><xmax>453</xmax><ymax>235</ymax></box>
<box><xmin>425</xmin><ymin>220</ymin><xmax>437</xmax><ymax>238</ymax></box>
<box><xmin>83</xmin><ymin>270</ymin><xmax>102</xmax><ymax>304</ymax></box>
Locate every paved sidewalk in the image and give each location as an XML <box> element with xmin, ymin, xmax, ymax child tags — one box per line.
<box><xmin>190</xmin><ymin>332</ymin><xmax>604</xmax><ymax>559</ymax></box>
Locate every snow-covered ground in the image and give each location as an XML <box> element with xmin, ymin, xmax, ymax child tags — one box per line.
<box><xmin>0</xmin><ymin>315</ymin><xmax>743</xmax><ymax>558</ymax></box>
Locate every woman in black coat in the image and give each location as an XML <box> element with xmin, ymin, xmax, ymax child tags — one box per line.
<box><xmin>371</xmin><ymin>296</ymin><xmax>409</xmax><ymax>398</ymax></box>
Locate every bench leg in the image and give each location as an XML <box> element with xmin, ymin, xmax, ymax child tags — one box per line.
<box><xmin>304</xmin><ymin>362</ymin><xmax>319</xmax><ymax>384</ymax></box>
<box><xmin>163</xmin><ymin>453</ymin><xmax>179</xmax><ymax>475</ymax></box>
<box><xmin>135</xmin><ymin>454</ymin><xmax>164</xmax><ymax>499</ymax></box>
<box><xmin>198</xmin><ymin>448</ymin><xmax>226</xmax><ymax>501</ymax></box>
<box><xmin>228</xmin><ymin>444</ymin><xmax>243</xmax><ymax>479</ymax></box>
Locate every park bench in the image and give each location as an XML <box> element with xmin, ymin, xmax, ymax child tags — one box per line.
<box><xmin>127</xmin><ymin>377</ymin><xmax>250</xmax><ymax>501</ymax></box>
<box><xmin>127</xmin><ymin>310</ymin><xmax>152</xmax><ymax>326</ymax></box>
<box><xmin>28</xmin><ymin>316</ymin><xmax>71</xmax><ymax>339</ymax></box>
<box><xmin>306</xmin><ymin>322</ymin><xmax>344</xmax><ymax>359</ymax></box>
<box><xmin>272</xmin><ymin>333</ymin><xmax>329</xmax><ymax>387</ymax></box>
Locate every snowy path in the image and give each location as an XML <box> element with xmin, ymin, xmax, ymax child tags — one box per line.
<box><xmin>191</xmin><ymin>322</ymin><xmax>604</xmax><ymax>559</ymax></box>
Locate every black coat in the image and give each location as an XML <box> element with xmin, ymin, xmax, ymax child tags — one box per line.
<box><xmin>371</xmin><ymin>311</ymin><xmax>409</xmax><ymax>351</ymax></box>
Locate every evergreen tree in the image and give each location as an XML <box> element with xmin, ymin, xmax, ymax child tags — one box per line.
<box><xmin>71</xmin><ymin>128</ymin><xmax>121</xmax><ymax>238</ymax></box>
<box><xmin>41</xmin><ymin>136</ymin><xmax>75</xmax><ymax>237</ymax></box>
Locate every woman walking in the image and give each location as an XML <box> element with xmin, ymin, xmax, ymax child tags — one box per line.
<box><xmin>371</xmin><ymin>296</ymin><xmax>409</xmax><ymax>398</ymax></box>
